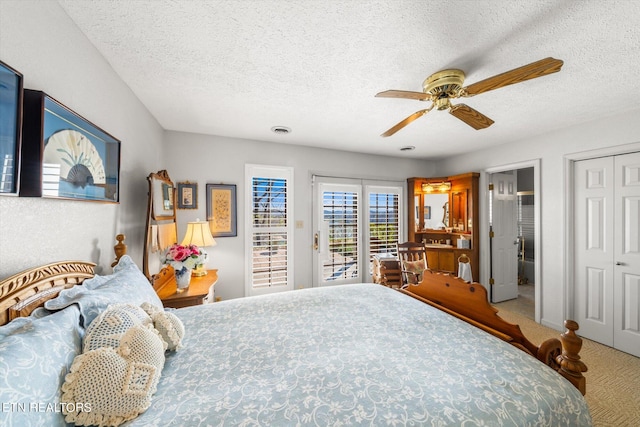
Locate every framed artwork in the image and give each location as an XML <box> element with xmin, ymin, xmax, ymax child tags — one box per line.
<box><xmin>424</xmin><ymin>206</ymin><xmax>431</xmax><ymax>220</ymax></box>
<box><xmin>177</xmin><ymin>181</ymin><xmax>197</xmax><ymax>209</ymax></box>
<box><xmin>0</xmin><ymin>60</ymin><xmax>23</xmax><ymax>195</ymax></box>
<box><xmin>206</xmin><ymin>183</ymin><xmax>237</xmax><ymax>237</ymax></box>
<box><xmin>20</xmin><ymin>90</ymin><xmax>120</xmax><ymax>202</ymax></box>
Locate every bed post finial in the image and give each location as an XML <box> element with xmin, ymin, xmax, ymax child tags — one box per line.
<box><xmin>556</xmin><ymin>320</ymin><xmax>588</xmax><ymax>395</ymax></box>
<box><xmin>112</xmin><ymin>234</ymin><xmax>127</xmax><ymax>267</ymax></box>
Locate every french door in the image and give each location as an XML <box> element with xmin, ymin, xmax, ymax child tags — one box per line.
<box><xmin>312</xmin><ymin>176</ymin><xmax>402</xmax><ymax>287</ymax></box>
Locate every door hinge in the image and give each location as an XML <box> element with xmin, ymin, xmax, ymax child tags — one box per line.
<box><xmin>488</xmin><ymin>183</ymin><xmax>494</xmax><ymax>191</ymax></box>
<box><xmin>489</xmin><ymin>230</ymin><xmax>495</xmax><ymax>238</ymax></box>
<box><xmin>489</xmin><ymin>277</ymin><xmax>495</xmax><ymax>285</ymax></box>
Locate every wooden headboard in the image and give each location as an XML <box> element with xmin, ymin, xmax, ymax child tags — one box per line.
<box><xmin>0</xmin><ymin>234</ymin><xmax>128</xmax><ymax>326</ymax></box>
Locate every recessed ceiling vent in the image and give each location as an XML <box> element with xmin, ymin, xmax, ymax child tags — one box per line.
<box><xmin>400</xmin><ymin>145</ymin><xmax>415</xmax><ymax>151</ymax></box>
<box><xmin>271</xmin><ymin>126</ymin><xmax>291</xmax><ymax>134</ymax></box>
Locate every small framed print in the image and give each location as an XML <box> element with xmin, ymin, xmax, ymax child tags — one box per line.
<box><xmin>206</xmin><ymin>183</ymin><xmax>237</xmax><ymax>237</ymax></box>
<box><xmin>177</xmin><ymin>182</ymin><xmax>197</xmax><ymax>209</ymax></box>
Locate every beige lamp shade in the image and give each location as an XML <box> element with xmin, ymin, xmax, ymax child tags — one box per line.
<box><xmin>181</xmin><ymin>221</ymin><xmax>217</xmax><ymax>247</ymax></box>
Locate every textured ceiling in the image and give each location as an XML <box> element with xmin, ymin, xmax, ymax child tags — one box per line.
<box><xmin>57</xmin><ymin>0</ymin><xmax>640</xmax><ymax>159</ymax></box>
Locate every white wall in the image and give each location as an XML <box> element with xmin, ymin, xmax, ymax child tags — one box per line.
<box><xmin>0</xmin><ymin>1</ymin><xmax>163</xmax><ymax>276</ymax></box>
<box><xmin>434</xmin><ymin>108</ymin><xmax>640</xmax><ymax>330</ymax></box>
<box><xmin>163</xmin><ymin>131</ymin><xmax>435</xmax><ymax>300</ymax></box>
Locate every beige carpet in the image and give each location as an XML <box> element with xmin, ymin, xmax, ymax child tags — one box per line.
<box><xmin>493</xmin><ymin>307</ymin><xmax>640</xmax><ymax>427</ymax></box>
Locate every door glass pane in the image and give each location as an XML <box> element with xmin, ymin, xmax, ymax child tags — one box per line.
<box><xmin>369</xmin><ymin>192</ymin><xmax>399</xmax><ymax>271</ymax></box>
<box><xmin>322</xmin><ymin>190</ymin><xmax>358</xmax><ymax>281</ymax></box>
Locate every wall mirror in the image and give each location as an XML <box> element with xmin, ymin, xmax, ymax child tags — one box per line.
<box><xmin>423</xmin><ymin>193</ymin><xmax>449</xmax><ymax>230</ymax></box>
<box><xmin>451</xmin><ymin>190</ymin><xmax>468</xmax><ymax>231</ymax></box>
<box><xmin>151</xmin><ymin>175</ymin><xmax>176</xmax><ymax>219</ymax></box>
<box><xmin>144</xmin><ymin>170</ymin><xmax>178</xmax><ymax>279</ymax></box>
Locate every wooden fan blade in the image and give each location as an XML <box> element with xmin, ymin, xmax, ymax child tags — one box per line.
<box><xmin>376</xmin><ymin>90</ymin><xmax>432</xmax><ymax>101</ymax></box>
<box><xmin>449</xmin><ymin>104</ymin><xmax>494</xmax><ymax>130</ymax></box>
<box><xmin>463</xmin><ymin>57</ymin><xmax>563</xmax><ymax>96</ymax></box>
<box><xmin>381</xmin><ymin>109</ymin><xmax>431</xmax><ymax>137</ymax></box>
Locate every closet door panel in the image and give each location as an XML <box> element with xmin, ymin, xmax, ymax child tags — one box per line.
<box><xmin>614</xmin><ymin>152</ymin><xmax>640</xmax><ymax>357</ymax></box>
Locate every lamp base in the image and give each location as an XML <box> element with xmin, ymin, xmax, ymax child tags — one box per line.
<box><xmin>192</xmin><ymin>265</ymin><xmax>207</xmax><ymax>277</ymax></box>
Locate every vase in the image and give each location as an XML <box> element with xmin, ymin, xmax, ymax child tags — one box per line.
<box><xmin>174</xmin><ymin>265</ymin><xmax>192</xmax><ymax>292</ymax></box>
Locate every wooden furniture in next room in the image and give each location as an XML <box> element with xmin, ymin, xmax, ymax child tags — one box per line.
<box><xmin>152</xmin><ymin>266</ymin><xmax>218</xmax><ymax>309</ymax></box>
<box><xmin>407</xmin><ymin>172</ymin><xmax>480</xmax><ymax>282</ymax></box>
<box><xmin>372</xmin><ymin>255</ymin><xmax>401</xmax><ymax>289</ymax></box>
<box><xmin>397</xmin><ymin>241</ymin><xmax>428</xmax><ymax>286</ymax></box>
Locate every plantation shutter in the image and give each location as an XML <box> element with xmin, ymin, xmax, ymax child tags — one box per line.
<box><xmin>245</xmin><ymin>165</ymin><xmax>293</xmax><ymax>296</ymax></box>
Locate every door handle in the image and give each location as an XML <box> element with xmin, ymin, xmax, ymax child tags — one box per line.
<box><xmin>615</xmin><ymin>261</ymin><xmax>625</xmax><ymax>266</ymax></box>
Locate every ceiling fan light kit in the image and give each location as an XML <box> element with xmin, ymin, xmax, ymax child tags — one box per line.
<box><xmin>376</xmin><ymin>57</ymin><xmax>563</xmax><ymax>137</ymax></box>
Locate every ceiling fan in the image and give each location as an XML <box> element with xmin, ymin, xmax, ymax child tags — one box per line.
<box><xmin>376</xmin><ymin>57</ymin><xmax>563</xmax><ymax>137</ymax></box>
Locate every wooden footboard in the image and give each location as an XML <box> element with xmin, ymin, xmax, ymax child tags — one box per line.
<box><xmin>399</xmin><ymin>270</ymin><xmax>587</xmax><ymax>395</ymax></box>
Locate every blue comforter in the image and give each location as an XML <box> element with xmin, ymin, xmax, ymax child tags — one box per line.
<box><xmin>128</xmin><ymin>284</ymin><xmax>592</xmax><ymax>426</ymax></box>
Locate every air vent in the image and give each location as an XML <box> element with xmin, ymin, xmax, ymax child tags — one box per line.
<box><xmin>271</xmin><ymin>126</ymin><xmax>291</xmax><ymax>134</ymax></box>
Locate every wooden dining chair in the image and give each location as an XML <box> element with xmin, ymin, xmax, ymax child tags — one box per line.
<box><xmin>396</xmin><ymin>241</ymin><xmax>428</xmax><ymax>287</ymax></box>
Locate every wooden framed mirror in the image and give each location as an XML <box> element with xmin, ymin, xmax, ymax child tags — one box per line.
<box><xmin>143</xmin><ymin>170</ymin><xmax>178</xmax><ymax>280</ymax></box>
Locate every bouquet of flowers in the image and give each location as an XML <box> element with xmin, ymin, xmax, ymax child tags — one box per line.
<box><xmin>162</xmin><ymin>243</ymin><xmax>207</xmax><ymax>272</ymax></box>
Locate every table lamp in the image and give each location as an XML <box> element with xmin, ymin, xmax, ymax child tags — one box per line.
<box><xmin>181</xmin><ymin>220</ymin><xmax>216</xmax><ymax>276</ymax></box>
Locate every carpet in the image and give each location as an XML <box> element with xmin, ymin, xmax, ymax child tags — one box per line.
<box><xmin>494</xmin><ymin>307</ymin><xmax>640</xmax><ymax>427</ymax></box>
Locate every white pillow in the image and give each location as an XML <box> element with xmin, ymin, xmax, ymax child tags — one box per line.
<box><xmin>61</xmin><ymin>324</ymin><xmax>165</xmax><ymax>426</ymax></box>
<box><xmin>83</xmin><ymin>304</ymin><xmax>153</xmax><ymax>352</ymax></box>
<box><xmin>141</xmin><ymin>302</ymin><xmax>185</xmax><ymax>351</ymax></box>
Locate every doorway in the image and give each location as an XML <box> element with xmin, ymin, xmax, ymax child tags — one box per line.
<box><xmin>483</xmin><ymin>160</ymin><xmax>541</xmax><ymax>322</ymax></box>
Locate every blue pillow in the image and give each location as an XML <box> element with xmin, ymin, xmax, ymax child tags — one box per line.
<box><xmin>45</xmin><ymin>255</ymin><xmax>163</xmax><ymax>328</ymax></box>
<box><xmin>0</xmin><ymin>306</ymin><xmax>82</xmax><ymax>427</ymax></box>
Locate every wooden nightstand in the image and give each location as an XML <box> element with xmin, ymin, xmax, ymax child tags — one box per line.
<box><xmin>153</xmin><ymin>268</ymin><xmax>218</xmax><ymax>309</ymax></box>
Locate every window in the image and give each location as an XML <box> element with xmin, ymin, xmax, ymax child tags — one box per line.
<box><xmin>245</xmin><ymin>165</ymin><xmax>293</xmax><ymax>296</ymax></box>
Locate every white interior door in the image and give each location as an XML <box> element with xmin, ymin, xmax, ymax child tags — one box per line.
<box><xmin>574</xmin><ymin>152</ymin><xmax>640</xmax><ymax>357</ymax></box>
<box><xmin>613</xmin><ymin>152</ymin><xmax>640</xmax><ymax>356</ymax></box>
<box><xmin>490</xmin><ymin>172</ymin><xmax>519</xmax><ymax>303</ymax></box>
<box><xmin>574</xmin><ymin>156</ymin><xmax>615</xmax><ymax>346</ymax></box>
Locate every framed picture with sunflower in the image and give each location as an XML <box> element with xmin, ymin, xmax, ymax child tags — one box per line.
<box><xmin>206</xmin><ymin>183</ymin><xmax>236</xmax><ymax>237</ymax></box>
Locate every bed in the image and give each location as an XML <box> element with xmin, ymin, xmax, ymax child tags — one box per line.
<box><xmin>0</xmin><ymin>239</ymin><xmax>591</xmax><ymax>426</ymax></box>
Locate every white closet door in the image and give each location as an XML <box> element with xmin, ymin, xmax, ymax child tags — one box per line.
<box><xmin>574</xmin><ymin>152</ymin><xmax>640</xmax><ymax>357</ymax></box>
<box><xmin>574</xmin><ymin>157</ymin><xmax>615</xmax><ymax>346</ymax></box>
<box><xmin>614</xmin><ymin>152</ymin><xmax>640</xmax><ymax>357</ymax></box>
